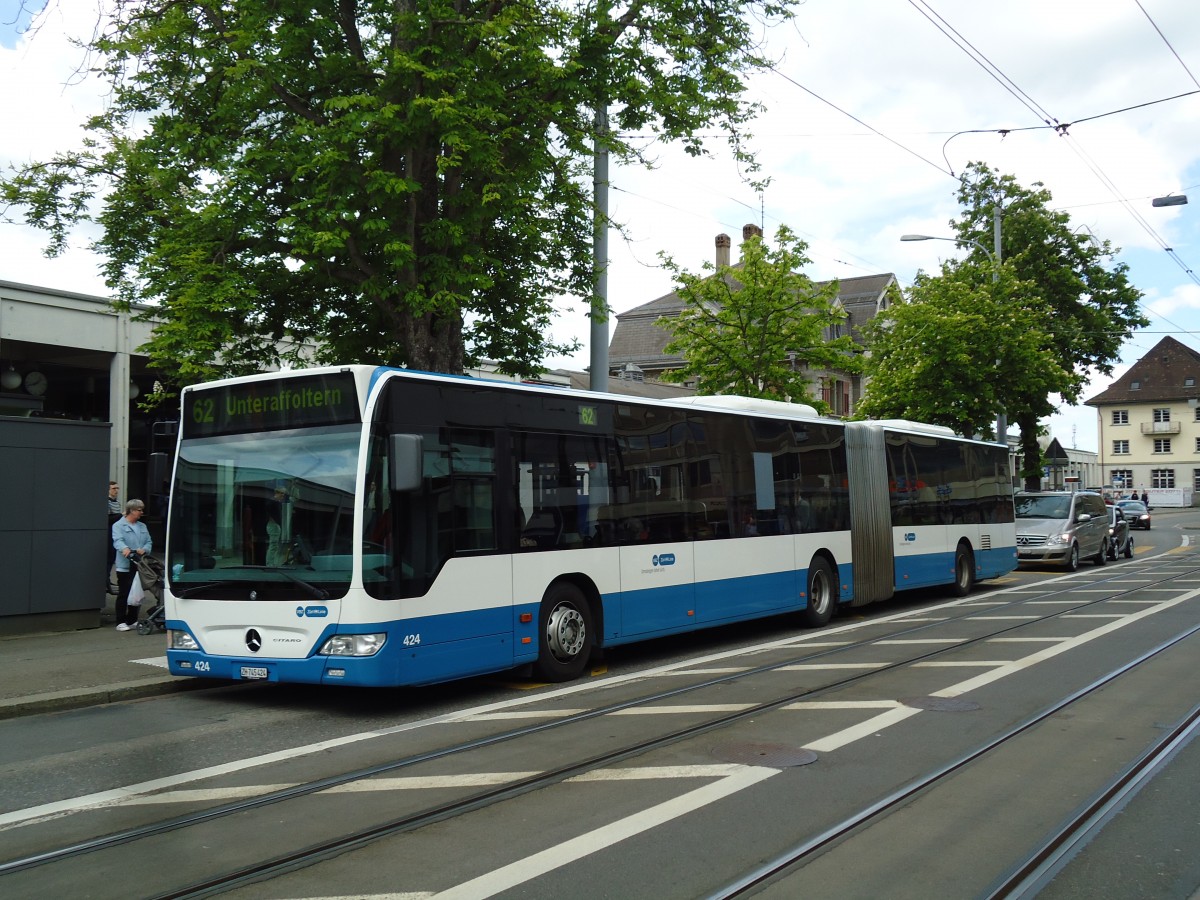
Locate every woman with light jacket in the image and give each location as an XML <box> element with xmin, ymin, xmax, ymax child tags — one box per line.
<box><xmin>111</xmin><ymin>499</ymin><xmax>152</xmax><ymax>632</ymax></box>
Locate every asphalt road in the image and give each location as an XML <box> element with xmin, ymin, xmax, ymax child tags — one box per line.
<box><xmin>2</xmin><ymin>509</ymin><xmax>1199</xmax><ymax>898</ymax></box>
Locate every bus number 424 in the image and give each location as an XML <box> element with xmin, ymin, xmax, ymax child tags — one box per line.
<box><xmin>402</xmin><ymin>634</ymin><xmax>421</xmax><ymax>647</ymax></box>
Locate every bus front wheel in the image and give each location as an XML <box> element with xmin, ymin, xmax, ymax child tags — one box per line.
<box><xmin>799</xmin><ymin>557</ymin><xmax>836</xmax><ymax>628</ymax></box>
<box><xmin>534</xmin><ymin>582</ymin><xmax>593</xmax><ymax>682</ymax></box>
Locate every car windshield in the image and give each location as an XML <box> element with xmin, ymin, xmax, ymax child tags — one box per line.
<box><xmin>1118</xmin><ymin>501</ymin><xmax>1147</xmax><ymax>514</ymax></box>
<box><xmin>1015</xmin><ymin>495</ymin><xmax>1070</xmax><ymax>519</ymax></box>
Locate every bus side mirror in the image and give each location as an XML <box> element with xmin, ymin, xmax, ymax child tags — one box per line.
<box><xmin>389</xmin><ymin>434</ymin><xmax>424</xmax><ymax>492</ymax></box>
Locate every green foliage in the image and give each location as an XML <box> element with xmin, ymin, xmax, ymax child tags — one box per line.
<box><xmin>860</xmin><ymin>163</ymin><xmax>1145</xmax><ymax>486</ymax></box>
<box><xmin>656</xmin><ymin>226</ymin><xmax>862</xmax><ymax>413</ymax></box>
<box><xmin>858</xmin><ymin>262</ymin><xmax>1071</xmax><ymax>440</ymax></box>
<box><xmin>953</xmin><ymin>163</ymin><xmax>1147</xmax><ymax>484</ymax></box>
<box><xmin>1</xmin><ymin>0</ymin><xmax>797</xmax><ymax>395</ymax></box>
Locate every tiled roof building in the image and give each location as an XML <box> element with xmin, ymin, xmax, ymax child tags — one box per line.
<box><xmin>1085</xmin><ymin>336</ymin><xmax>1200</xmax><ymax>506</ymax></box>
<box><xmin>607</xmin><ymin>226</ymin><xmax>896</xmax><ymax>416</ymax></box>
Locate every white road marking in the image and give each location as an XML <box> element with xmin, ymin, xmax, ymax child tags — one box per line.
<box><xmin>327</xmin><ymin>773</ymin><xmax>540</xmax><ymax>793</ymax></box>
<box><xmin>986</xmin><ymin>637</ymin><xmax>1071</xmax><ymax>642</ymax></box>
<box><xmin>609</xmin><ymin>704</ymin><xmax>756</xmax><ymax>715</ymax></box>
<box><xmin>912</xmin><ymin>661</ymin><xmax>1014</xmax><ymax>667</ymax></box>
<box><xmin>663</xmin><ymin>667</ymin><xmax>753</xmax><ymax>675</ymax></box>
<box><xmin>1023</xmin><ymin>600</ymin><xmax>1086</xmax><ymax>605</ymax></box>
<box><xmin>5</xmin><ymin>573</ymin><xmax>1198</xmax><ymax>832</ymax></box>
<box><xmin>568</xmin><ymin>765</ymin><xmax>752</xmax><ymax>782</ymax></box>
<box><xmin>874</xmin><ymin>639</ymin><xmax>965</xmax><ymax>645</ymax></box>
<box><xmin>803</xmin><ymin>708</ymin><xmax>923</xmax><ymax>753</ymax></box>
<box><xmin>1061</xmin><ymin>614</ymin><xmax>1128</xmax><ymax>619</ymax></box>
<box><xmin>460</xmin><ymin>710</ymin><xmax>587</xmax><ymax>721</ymax></box>
<box><xmin>784</xmin><ymin>700</ymin><xmax>902</xmax><ymax>710</ymax></box>
<box><xmin>131</xmin><ymin>656</ymin><xmax>168</xmax><ymax>669</ymax></box>
<box><xmin>971</xmin><ymin>615</ymin><xmax>1043</xmax><ymax>620</ymax></box>
<box><xmin>431</xmin><ymin>765</ymin><xmax>779</xmax><ymax>899</ymax></box>
<box><xmin>778</xmin><ymin>663</ymin><xmax>887</xmax><ymax>671</ymax></box>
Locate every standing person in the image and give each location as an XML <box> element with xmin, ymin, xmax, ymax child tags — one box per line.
<box><xmin>112</xmin><ymin>499</ymin><xmax>152</xmax><ymax>632</ymax></box>
<box><xmin>1140</xmin><ymin>489</ymin><xmax>1149</xmax><ymax>505</ymax></box>
<box><xmin>105</xmin><ymin>481</ymin><xmax>122</xmax><ymax>594</ymax></box>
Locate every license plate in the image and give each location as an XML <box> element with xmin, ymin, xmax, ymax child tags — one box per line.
<box><xmin>240</xmin><ymin>666</ymin><xmax>269</xmax><ymax>680</ymax></box>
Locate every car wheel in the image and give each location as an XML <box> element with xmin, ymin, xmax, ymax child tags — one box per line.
<box><xmin>1124</xmin><ymin>537</ymin><xmax>1134</xmax><ymax>558</ymax></box>
<box><xmin>1092</xmin><ymin>539</ymin><xmax>1107</xmax><ymax>566</ymax></box>
<box><xmin>1065</xmin><ymin>543</ymin><xmax>1080</xmax><ymax>572</ymax></box>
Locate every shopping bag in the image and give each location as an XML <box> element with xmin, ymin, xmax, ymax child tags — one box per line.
<box><xmin>127</xmin><ymin>571</ymin><xmax>145</xmax><ymax>607</ymax></box>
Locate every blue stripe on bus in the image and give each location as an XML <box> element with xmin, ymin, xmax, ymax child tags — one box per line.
<box><xmin>165</xmin><ymin>547</ymin><xmax>1012</xmax><ymax>687</ymax></box>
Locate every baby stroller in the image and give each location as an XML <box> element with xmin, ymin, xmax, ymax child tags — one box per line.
<box><xmin>133</xmin><ymin>555</ymin><xmax>167</xmax><ymax>635</ymax></box>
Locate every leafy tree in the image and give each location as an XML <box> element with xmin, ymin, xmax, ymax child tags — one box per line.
<box><xmin>951</xmin><ymin>163</ymin><xmax>1147</xmax><ymax>486</ymax></box>
<box><xmin>655</xmin><ymin>226</ymin><xmax>862</xmax><ymax>411</ymax></box>
<box><xmin>858</xmin><ymin>260</ymin><xmax>1073</xmax><ymax>441</ymax></box>
<box><xmin>1</xmin><ymin>0</ymin><xmax>796</xmax><ymax>392</ymax></box>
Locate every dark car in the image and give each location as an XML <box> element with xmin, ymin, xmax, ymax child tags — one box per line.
<box><xmin>1107</xmin><ymin>506</ymin><xmax>1133</xmax><ymax>559</ymax></box>
<box><xmin>1116</xmin><ymin>499</ymin><xmax>1152</xmax><ymax>530</ymax></box>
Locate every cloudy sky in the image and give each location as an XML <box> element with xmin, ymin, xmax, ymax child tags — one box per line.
<box><xmin>2</xmin><ymin>1</ymin><xmax>1198</xmax><ymax>453</ymax></box>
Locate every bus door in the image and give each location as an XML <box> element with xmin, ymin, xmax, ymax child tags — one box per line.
<box><xmin>615</xmin><ymin>465</ymin><xmax>696</xmax><ymax>636</ymax></box>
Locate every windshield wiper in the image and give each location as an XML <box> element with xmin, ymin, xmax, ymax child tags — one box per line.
<box><xmin>173</xmin><ymin>581</ymin><xmax>223</xmax><ymax>598</ymax></box>
<box><xmin>211</xmin><ymin>565</ymin><xmax>331</xmax><ymax>601</ymax></box>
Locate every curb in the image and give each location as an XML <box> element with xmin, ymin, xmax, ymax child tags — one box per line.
<box><xmin>0</xmin><ymin>676</ymin><xmax>228</xmax><ymax>721</ymax></box>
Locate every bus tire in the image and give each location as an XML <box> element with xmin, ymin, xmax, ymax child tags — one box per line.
<box><xmin>533</xmin><ymin>582</ymin><xmax>593</xmax><ymax>682</ymax></box>
<box><xmin>950</xmin><ymin>543</ymin><xmax>975</xmax><ymax>597</ymax></box>
<box><xmin>799</xmin><ymin>557</ymin><xmax>836</xmax><ymax>628</ymax></box>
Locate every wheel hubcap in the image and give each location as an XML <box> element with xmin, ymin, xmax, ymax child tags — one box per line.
<box><xmin>810</xmin><ymin>570</ymin><xmax>830</xmax><ymax>615</ymax></box>
<box><xmin>546</xmin><ymin>604</ymin><xmax>586</xmax><ymax>661</ymax></box>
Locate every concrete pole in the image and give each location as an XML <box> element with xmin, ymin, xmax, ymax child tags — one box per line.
<box><xmin>589</xmin><ymin>103</ymin><xmax>609</xmax><ymax>392</ymax></box>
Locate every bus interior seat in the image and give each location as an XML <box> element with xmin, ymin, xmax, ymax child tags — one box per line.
<box><xmin>522</xmin><ymin>508</ymin><xmax>562</xmax><ymax>548</ymax></box>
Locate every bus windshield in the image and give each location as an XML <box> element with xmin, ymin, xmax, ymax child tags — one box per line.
<box><xmin>167</xmin><ymin>423</ymin><xmax>364</xmax><ymax>598</ymax></box>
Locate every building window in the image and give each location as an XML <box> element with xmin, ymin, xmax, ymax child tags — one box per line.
<box><xmin>1111</xmin><ymin>469</ymin><xmax>1133</xmax><ymax>489</ymax></box>
<box><xmin>1131</xmin><ymin>381</ymin><xmax>1141</xmax><ymax>390</ymax></box>
<box><xmin>1187</xmin><ymin>377</ymin><xmax>1196</xmax><ymax>387</ymax></box>
<box><xmin>1153</xmin><ymin>408</ymin><xmax>1171</xmax><ymax>423</ymax></box>
<box><xmin>1196</xmin><ymin>437</ymin><xmax>1200</xmax><ymax>453</ymax></box>
<box><xmin>1194</xmin><ymin>469</ymin><xmax>1200</xmax><ymax>491</ymax></box>
<box><xmin>1154</xmin><ymin>438</ymin><xmax>1172</xmax><ymax>453</ymax></box>
<box><xmin>1194</xmin><ymin>407</ymin><xmax>1200</xmax><ymax>422</ymax></box>
<box><xmin>1152</xmin><ymin>469</ymin><xmax>1175</xmax><ymax>489</ymax></box>
<box><xmin>1112</xmin><ymin>410</ymin><xmax>1128</xmax><ymax>425</ymax></box>
<box><xmin>1113</xmin><ymin>440</ymin><xmax>1129</xmax><ymax>454</ymax></box>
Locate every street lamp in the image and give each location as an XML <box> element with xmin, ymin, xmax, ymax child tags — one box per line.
<box><xmin>1151</xmin><ymin>194</ymin><xmax>1188</xmax><ymax>207</ymax></box>
<box><xmin>899</xmin><ymin>210</ymin><xmax>1007</xmax><ymax>444</ymax></box>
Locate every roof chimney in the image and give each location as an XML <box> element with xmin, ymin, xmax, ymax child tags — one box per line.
<box><xmin>715</xmin><ymin>233</ymin><xmax>731</xmax><ymax>268</ymax></box>
<box><xmin>742</xmin><ymin>223</ymin><xmax>763</xmax><ymax>242</ymax></box>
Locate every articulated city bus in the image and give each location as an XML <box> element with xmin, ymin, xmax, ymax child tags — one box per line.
<box><xmin>163</xmin><ymin>366</ymin><xmax>1016</xmax><ymax>687</ymax></box>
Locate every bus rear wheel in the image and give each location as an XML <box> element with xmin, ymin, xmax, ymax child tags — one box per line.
<box><xmin>533</xmin><ymin>582</ymin><xmax>593</xmax><ymax>682</ymax></box>
<box><xmin>799</xmin><ymin>557</ymin><xmax>836</xmax><ymax>628</ymax></box>
<box><xmin>950</xmin><ymin>544</ymin><xmax>975</xmax><ymax>597</ymax></box>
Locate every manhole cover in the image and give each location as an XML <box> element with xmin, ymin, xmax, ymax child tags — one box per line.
<box><xmin>710</xmin><ymin>741</ymin><xmax>817</xmax><ymax>767</ymax></box>
<box><xmin>900</xmin><ymin>696</ymin><xmax>981</xmax><ymax>712</ymax></box>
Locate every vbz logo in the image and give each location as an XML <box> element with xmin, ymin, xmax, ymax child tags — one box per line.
<box><xmin>652</xmin><ymin>553</ymin><xmax>676</xmax><ymax>566</ymax></box>
<box><xmin>903</xmin><ymin>533</ymin><xmax>917</xmax><ymax>543</ymax></box>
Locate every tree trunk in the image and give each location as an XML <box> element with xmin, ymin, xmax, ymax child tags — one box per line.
<box><xmin>1017</xmin><ymin>413</ymin><xmax>1042</xmax><ymax>491</ymax></box>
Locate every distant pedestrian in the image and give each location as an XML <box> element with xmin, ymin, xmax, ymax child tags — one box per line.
<box><xmin>112</xmin><ymin>499</ymin><xmax>152</xmax><ymax>632</ymax></box>
<box><xmin>105</xmin><ymin>481</ymin><xmax>122</xmax><ymax>595</ymax></box>
<box><xmin>1140</xmin><ymin>490</ymin><xmax>1148</xmax><ymax>504</ymax></box>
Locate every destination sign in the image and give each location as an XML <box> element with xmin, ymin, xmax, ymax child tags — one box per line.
<box><xmin>183</xmin><ymin>372</ymin><xmax>361</xmax><ymax>438</ymax></box>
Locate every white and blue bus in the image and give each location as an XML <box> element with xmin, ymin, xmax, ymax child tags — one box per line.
<box><xmin>163</xmin><ymin>366</ymin><xmax>1016</xmax><ymax>687</ymax></box>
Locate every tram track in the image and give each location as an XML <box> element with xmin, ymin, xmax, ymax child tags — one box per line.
<box><xmin>704</xmin><ymin>621</ymin><xmax>1200</xmax><ymax>899</ymax></box>
<box><xmin>4</xmin><ymin>552</ymin><xmax>1200</xmax><ymax>897</ymax></box>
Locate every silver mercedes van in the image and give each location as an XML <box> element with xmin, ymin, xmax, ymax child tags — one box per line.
<box><xmin>1015</xmin><ymin>491</ymin><xmax>1110</xmax><ymax>571</ymax></box>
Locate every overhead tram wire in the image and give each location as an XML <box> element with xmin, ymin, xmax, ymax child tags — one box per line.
<box><xmin>909</xmin><ymin>1</ymin><xmax>1200</xmax><ymax>291</ymax></box>
<box><xmin>1136</xmin><ymin>0</ymin><xmax>1200</xmax><ymax>90</ymax></box>
<box><xmin>906</xmin><ymin>0</ymin><xmax>1060</xmax><ymax>128</ymax></box>
<box><xmin>766</xmin><ymin>66</ymin><xmax>952</xmax><ymax>178</ymax></box>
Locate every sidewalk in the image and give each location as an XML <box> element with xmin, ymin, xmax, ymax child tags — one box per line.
<box><xmin>0</xmin><ymin>589</ymin><xmax>219</xmax><ymax>721</ymax></box>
